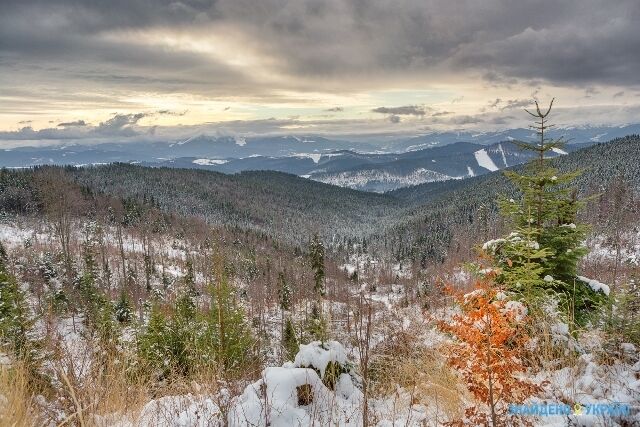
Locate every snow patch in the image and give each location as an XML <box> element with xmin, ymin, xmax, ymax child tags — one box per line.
<box><xmin>497</xmin><ymin>143</ymin><xmax>508</xmax><ymax>167</ymax></box>
<box><xmin>293</xmin><ymin>153</ymin><xmax>322</xmax><ymax>163</ymax></box>
<box><xmin>192</xmin><ymin>158</ymin><xmax>228</xmax><ymax>166</ymax></box>
<box><xmin>293</xmin><ymin>341</ymin><xmax>348</xmax><ymax>378</ymax></box>
<box><xmin>474</xmin><ymin>149</ymin><xmax>499</xmax><ymax>172</ymax></box>
<box><xmin>577</xmin><ymin>276</ymin><xmax>610</xmax><ymax>296</ymax></box>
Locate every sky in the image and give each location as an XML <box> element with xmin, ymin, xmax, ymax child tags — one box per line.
<box><xmin>1</xmin><ymin>0</ymin><xmax>640</xmax><ymax>146</ymax></box>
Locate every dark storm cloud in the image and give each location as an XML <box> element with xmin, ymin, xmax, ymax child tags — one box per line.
<box><xmin>0</xmin><ymin>1</ymin><xmax>260</xmax><ymax>97</ymax></box>
<box><xmin>488</xmin><ymin>99</ymin><xmax>502</xmax><ymax>109</ymax></box>
<box><xmin>2</xmin><ymin>0</ymin><xmax>639</xmax><ymax>91</ymax></box>
<box><xmin>372</xmin><ymin>106</ymin><xmax>428</xmax><ymax>116</ymax></box>
<box><xmin>448</xmin><ymin>115</ymin><xmax>484</xmax><ymax>125</ymax></box>
<box><xmin>501</xmin><ymin>99</ymin><xmax>533</xmax><ymax>110</ymax></box>
<box><xmin>453</xmin><ymin>1</ymin><xmax>640</xmax><ymax>86</ymax></box>
<box><xmin>58</xmin><ymin>120</ymin><xmax>87</xmax><ymax>127</ymax></box>
<box><xmin>93</xmin><ymin>113</ymin><xmax>149</xmax><ymax>136</ymax></box>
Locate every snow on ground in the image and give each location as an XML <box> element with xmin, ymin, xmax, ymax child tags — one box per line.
<box><xmin>292</xmin><ymin>153</ymin><xmax>322</xmax><ymax>163</ymax></box>
<box><xmin>0</xmin><ymin>222</ymin><xmax>52</xmax><ymax>248</ymax></box>
<box><xmin>0</xmin><ymin>220</ymin><xmax>190</xmax><ymax>262</ymax></box>
<box><xmin>314</xmin><ymin>168</ymin><xmax>453</xmax><ymax>191</ymax></box>
<box><xmin>474</xmin><ymin>148</ymin><xmax>499</xmax><ymax>172</ymax></box>
<box><xmin>230</xmin><ymin>341</ymin><xmax>363</xmax><ymax>426</ymax></box>
<box><xmin>340</xmin><ymin>253</ymin><xmax>379</xmax><ymax>276</ymax></box>
<box><xmin>192</xmin><ymin>159</ymin><xmax>228</xmax><ymax>166</ymax></box>
<box><xmin>584</xmin><ymin>232</ymin><xmax>640</xmax><ymax>266</ymax></box>
<box><xmin>498</xmin><ymin>143</ymin><xmax>508</xmax><ymax>167</ymax></box>
<box><xmin>533</xmin><ymin>353</ymin><xmax>640</xmax><ymax>426</ymax></box>
<box><xmin>137</xmin><ymin>394</ymin><xmax>222</xmax><ymax>427</ymax></box>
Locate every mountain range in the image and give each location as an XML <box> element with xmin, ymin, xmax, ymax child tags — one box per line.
<box><xmin>2</xmin><ymin>124</ymin><xmax>638</xmax><ymax>192</ymax></box>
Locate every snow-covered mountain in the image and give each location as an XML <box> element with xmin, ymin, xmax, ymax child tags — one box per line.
<box><xmin>0</xmin><ymin>125</ymin><xmax>628</xmax><ymax>191</ymax></box>
<box><xmin>143</xmin><ymin>140</ymin><xmax>584</xmax><ymax>192</ymax></box>
<box><xmin>384</xmin><ymin>124</ymin><xmax>640</xmax><ymax>152</ymax></box>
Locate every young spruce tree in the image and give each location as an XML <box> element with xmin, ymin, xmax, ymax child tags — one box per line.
<box><xmin>307</xmin><ymin>234</ymin><xmax>328</xmax><ymax>342</ymax></box>
<box><xmin>205</xmin><ymin>265</ymin><xmax>254</xmax><ymax>375</ymax></box>
<box><xmin>487</xmin><ymin>99</ymin><xmax>607</xmax><ymax>325</ymax></box>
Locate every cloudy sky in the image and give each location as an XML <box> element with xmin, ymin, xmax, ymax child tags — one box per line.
<box><xmin>1</xmin><ymin>0</ymin><xmax>639</xmax><ymax>146</ymax></box>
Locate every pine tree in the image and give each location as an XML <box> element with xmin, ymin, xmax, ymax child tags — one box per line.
<box><xmin>0</xmin><ymin>241</ymin><xmax>7</xmax><ymax>269</ymax></box>
<box><xmin>282</xmin><ymin>317</ymin><xmax>299</xmax><ymax>362</ymax></box>
<box><xmin>205</xmin><ymin>268</ymin><xmax>254</xmax><ymax>374</ymax></box>
<box><xmin>77</xmin><ymin>267</ymin><xmax>118</xmax><ymax>353</ymax></box>
<box><xmin>0</xmin><ymin>262</ymin><xmax>33</xmax><ymax>357</ymax></box>
<box><xmin>277</xmin><ymin>271</ymin><xmax>292</xmax><ymax>311</ymax></box>
<box><xmin>305</xmin><ymin>301</ymin><xmax>328</xmax><ymax>343</ymax></box>
<box><xmin>309</xmin><ymin>234</ymin><xmax>326</xmax><ymax>297</ymax></box>
<box><xmin>143</xmin><ymin>253</ymin><xmax>154</xmax><ymax>292</ymax></box>
<box><xmin>115</xmin><ymin>290</ymin><xmax>133</xmax><ymax>323</ymax></box>
<box><xmin>489</xmin><ymin>99</ymin><xmax>607</xmax><ymax>324</ymax></box>
<box><xmin>126</xmin><ymin>265</ymin><xmax>138</xmax><ymax>292</ymax></box>
<box><xmin>0</xmin><ymin>248</ymin><xmax>49</xmax><ymax>391</ymax></box>
<box><xmin>307</xmin><ymin>234</ymin><xmax>329</xmax><ymax>342</ymax></box>
<box><xmin>170</xmin><ymin>293</ymin><xmax>199</xmax><ymax>375</ymax></box>
<box><xmin>137</xmin><ymin>304</ymin><xmax>171</xmax><ymax>378</ymax></box>
<box><xmin>183</xmin><ymin>259</ymin><xmax>197</xmax><ymax>296</ymax></box>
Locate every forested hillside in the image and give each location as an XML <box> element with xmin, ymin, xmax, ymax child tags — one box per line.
<box><xmin>382</xmin><ymin>135</ymin><xmax>640</xmax><ymax>264</ymax></box>
<box><xmin>2</xmin><ymin>135</ymin><xmax>639</xmax><ymax>258</ymax></box>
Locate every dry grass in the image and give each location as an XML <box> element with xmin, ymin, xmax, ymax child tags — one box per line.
<box><xmin>46</xmin><ymin>348</ymin><xmax>147</xmax><ymax>426</ymax></box>
<box><xmin>369</xmin><ymin>330</ymin><xmax>468</xmax><ymax>423</ymax></box>
<box><xmin>0</xmin><ymin>362</ymin><xmax>40</xmax><ymax>427</ymax></box>
<box><xmin>53</xmin><ymin>354</ymin><xmax>236</xmax><ymax>426</ymax></box>
<box><xmin>521</xmin><ymin>306</ymin><xmax>581</xmax><ymax>371</ymax></box>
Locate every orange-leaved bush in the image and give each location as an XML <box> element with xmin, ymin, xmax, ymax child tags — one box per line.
<box><xmin>438</xmin><ymin>274</ymin><xmax>542</xmax><ymax>426</ymax></box>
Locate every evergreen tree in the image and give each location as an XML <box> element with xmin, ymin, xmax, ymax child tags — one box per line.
<box><xmin>0</xmin><ymin>241</ymin><xmax>7</xmax><ymax>269</ymax></box>
<box><xmin>205</xmin><ymin>269</ymin><xmax>254</xmax><ymax>374</ymax></box>
<box><xmin>143</xmin><ymin>253</ymin><xmax>154</xmax><ymax>292</ymax></box>
<box><xmin>306</xmin><ymin>234</ymin><xmax>329</xmax><ymax>342</ymax></box>
<box><xmin>0</xmin><ymin>253</ymin><xmax>48</xmax><ymax>392</ymax></box>
<box><xmin>489</xmin><ymin>99</ymin><xmax>607</xmax><ymax>324</ymax></box>
<box><xmin>137</xmin><ymin>304</ymin><xmax>172</xmax><ymax>378</ymax></box>
<box><xmin>305</xmin><ymin>302</ymin><xmax>329</xmax><ymax>343</ymax></box>
<box><xmin>115</xmin><ymin>290</ymin><xmax>133</xmax><ymax>323</ymax></box>
<box><xmin>309</xmin><ymin>234</ymin><xmax>326</xmax><ymax>297</ymax></box>
<box><xmin>183</xmin><ymin>259</ymin><xmax>197</xmax><ymax>296</ymax></box>
<box><xmin>0</xmin><ymin>262</ymin><xmax>33</xmax><ymax>357</ymax></box>
<box><xmin>38</xmin><ymin>252</ymin><xmax>57</xmax><ymax>283</ymax></box>
<box><xmin>82</xmin><ymin>239</ymin><xmax>99</xmax><ymax>283</ymax></box>
<box><xmin>126</xmin><ymin>265</ymin><xmax>138</xmax><ymax>295</ymax></box>
<box><xmin>282</xmin><ymin>317</ymin><xmax>299</xmax><ymax>362</ymax></box>
<box><xmin>77</xmin><ymin>268</ymin><xmax>119</xmax><ymax>353</ymax></box>
<box><xmin>277</xmin><ymin>271</ymin><xmax>292</xmax><ymax>311</ymax></box>
<box><xmin>170</xmin><ymin>293</ymin><xmax>199</xmax><ymax>375</ymax></box>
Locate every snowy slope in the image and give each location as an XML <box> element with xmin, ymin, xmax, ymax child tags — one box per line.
<box><xmin>474</xmin><ymin>148</ymin><xmax>499</xmax><ymax>171</ymax></box>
